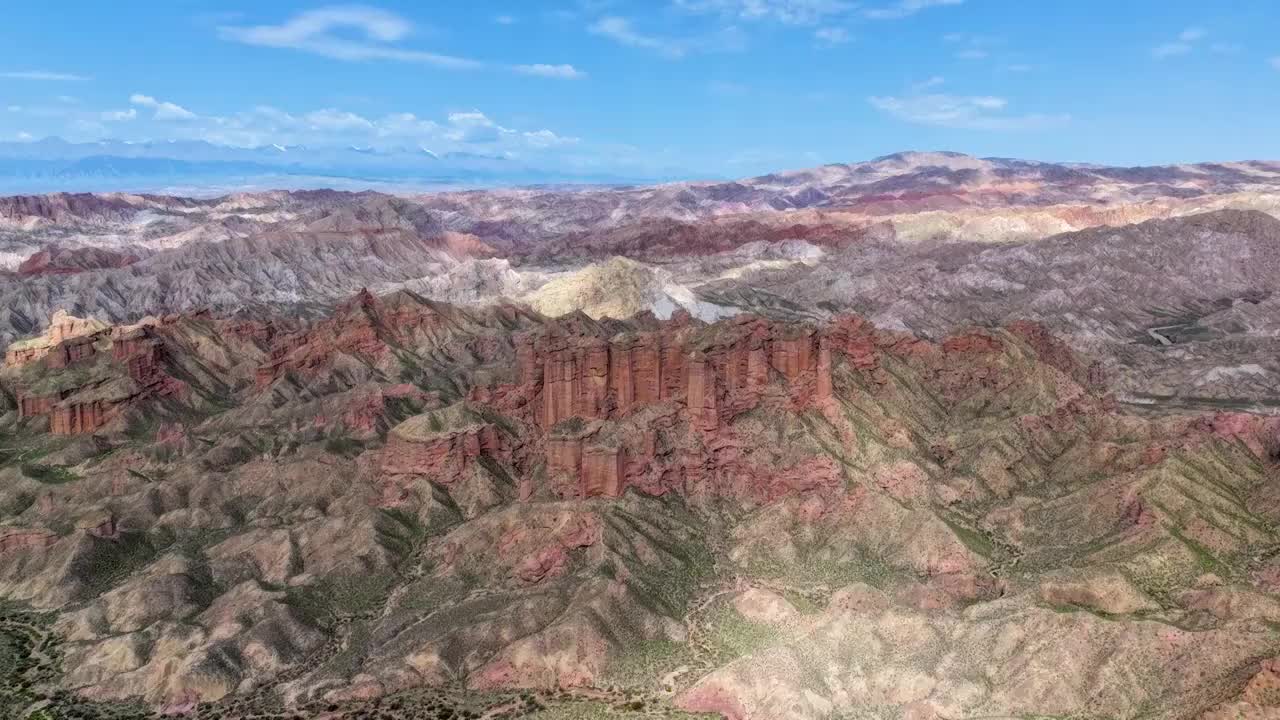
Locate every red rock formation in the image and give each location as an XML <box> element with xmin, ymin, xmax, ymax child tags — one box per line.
<box><xmin>581</xmin><ymin>445</ymin><xmax>623</xmax><ymax>498</ymax></box>
<box><xmin>494</xmin><ymin>314</ymin><xmax>902</xmax><ymax>502</ymax></box>
<box><xmin>501</xmin><ymin>514</ymin><xmax>603</xmax><ymax>585</ymax></box>
<box><xmin>521</xmin><ymin>317</ymin><xmax>819</xmax><ymax>432</ymax></box>
<box><xmin>381</xmin><ymin>423</ymin><xmax>503</xmax><ymax>484</ymax></box>
<box><xmin>0</xmin><ymin>529</ymin><xmax>59</xmax><ymax>555</ymax></box>
<box><xmin>686</xmin><ymin>356</ymin><xmax>718</xmax><ymax>431</ymax></box>
<box><xmin>5</xmin><ymin>346</ymin><xmax>41</xmax><ymax>367</ymax></box>
<box><xmin>4</xmin><ymin>311</ymin><xmax>109</xmax><ymax>368</ymax></box>
<box><xmin>44</xmin><ymin>334</ymin><xmax>100</xmax><ymax>369</ymax></box>
<box><xmin>51</xmin><ymin>400</ymin><xmax>111</xmax><ymax>435</ymax></box>
<box><xmin>47</xmin><ymin>310</ymin><xmax>104</xmax><ymax>345</ymax></box>
<box><xmin>111</xmin><ymin>328</ymin><xmax>154</xmax><ymax>361</ymax></box>
<box><xmin>256</xmin><ymin>289</ymin><xmax>459</xmax><ymax>387</ymax></box>
<box><xmin>78</xmin><ymin>512</ymin><xmax>120</xmax><ymax>539</ymax></box>
<box><xmin>7</xmin><ymin>316</ymin><xmax>193</xmax><ymax>436</ymax></box>
<box><xmin>0</xmin><ymin>192</ymin><xmax>145</xmax><ymax>224</ymax></box>
<box><xmin>159</xmin><ymin>689</ymin><xmax>201</xmax><ymax>717</ymax></box>
<box><xmin>17</xmin><ymin>245</ymin><xmax>138</xmax><ymax>277</ymax></box>
<box><xmin>16</xmin><ymin>392</ymin><xmax>58</xmax><ymax>420</ymax></box>
<box><xmin>546</xmin><ymin>437</ymin><xmax>584</xmax><ymax>482</ymax></box>
<box><xmin>770</xmin><ymin>332</ymin><xmax>817</xmax><ymax>381</ymax></box>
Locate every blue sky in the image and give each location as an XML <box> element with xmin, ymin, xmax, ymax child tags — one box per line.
<box><xmin>2</xmin><ymin>0</ymin><xmax>1280</xmax><ymax>177</ymax></box>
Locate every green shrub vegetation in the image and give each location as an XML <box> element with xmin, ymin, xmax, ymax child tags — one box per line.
<box><xmin>19</xmin><ymin>463</ymin><xmax>80</xmax><ymax>485</ymax></box>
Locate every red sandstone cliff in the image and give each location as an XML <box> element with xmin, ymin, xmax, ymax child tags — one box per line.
<box><xmin>6</xmin><ymin>320</ymin><xmax>178</xmax><ymax>436</ymax></box>
<box><xmin>467</xmin><ymin>314</ymin><xmax>902</xmax><ymax>503</ymax></box>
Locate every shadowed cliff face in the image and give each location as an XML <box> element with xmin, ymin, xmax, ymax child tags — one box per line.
<box><xmin>0</xmin><ymin>290</ymin><xmax>1279</xmax><ymax>719</ymax></box>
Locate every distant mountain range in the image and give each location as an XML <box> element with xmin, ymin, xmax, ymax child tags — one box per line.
<box><xmin>0</xmin><ymin>137</ymin><xmax>672</xmax><ymax>193</ymax></box>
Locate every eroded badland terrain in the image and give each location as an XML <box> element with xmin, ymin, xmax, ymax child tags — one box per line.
<box><xmin>3</xmin><ymin>153</ymin><xmax>1280</xmax><ymax>719</ymax></box>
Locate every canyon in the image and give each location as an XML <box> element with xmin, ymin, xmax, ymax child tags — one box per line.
<box><xmin>2</xmin><ymin>153</ymin><xmax>1280</xmax><ymax>720</ymax></box>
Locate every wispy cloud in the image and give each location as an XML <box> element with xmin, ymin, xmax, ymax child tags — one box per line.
<box><xmin>302</xmin><ymin>108</ymin><xmax>374</xmax><ymax>131</ymax></box>
<box><xmin>1270</xmin><ymin>57</ymin><xmax>1280</xmax><ymax>71</ymax></box>
<box><xmin>865</xmin><ymin>0</ymin><xmax>963</xmax><ymax>20</ymax></box>
<box><xmin>1152</xmin><ymin>27</ymin><xmax>1207</xmax><ymax>59</ymax></box>
<box><xmin>944</xmin><ymin>32</ymin><xmax>996</xmax><ymax>61</ymax></box>
<box><xmin>101</xmin><ymin>108</ymin><xmax>137</xmax><ymax>122</ymax></box>
<box><xmin>514</xmin><ymin>63</ymin><xmax>586</xmax><ymax>79</ymax></box>
<box><xmin>218</xmin><ymin>6</ymin><xmax>482</xmax><ymax>69</ymax></box>
<box><xmin>911</xmin><ymin>75</ymin><xmax>946</xmax><ymax>91</ymax></box>
<box><xmin>589</xmin><ymin>16</ymin><xmax>687</xmax><ymax>57</ymax></box>
<box><xmin>674</xmin><ymin>0</ymin><xmax>853</xmax><ymax>26</ymax></box>
<box><xmin>588</xmin><ymin>15</ymin><xmax>745</xmax><ymax>57</ymax></box>
<box><xmin>0</xmin><ymin>70</ymin><xmax>89</xmax><ymax>81</ymax></box>
<box><xmin>39</xmin><ymin>96</ymin><xmax>584</xmax><ymax>156</ymax></box>
<box><xmin>130</xmin><ymin>94</ymin><xmax>197</xmax><ymax>120</ymax></box>
<box><xmin>870</xmin><ymin>84</ymin><xmax>1069</xmax><ymax>130</ymax></box>
<box><xmin>440</xmin><ymin>110</ymin><xmax>578</xmax><ymax>147</ymax></box>
<box><xmin>220</xmin><ymin>7</ymin><xmax>589</xmax><ymax>79</ymax></box>
<box><xmin>814</xmin><ymin>27</ymin><xmax>850</xmax><ymax>45</ymax></box>
<box><xmin>522</xmin><ymin>128</ymin><xmax>579</xmax><ymax>148</ymax></box>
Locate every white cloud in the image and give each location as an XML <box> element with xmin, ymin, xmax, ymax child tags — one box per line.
<box><xmin>522</xmin><ymin>129</ymin><xmax>579</xmax><ymax>148</ymax></box>
<box><xmin>1270</xmin><ymin>57</ymin><xmax>1280</xmax><ymax>71</ymax></box>
<box><xmin>435</xmin><ymin>112</ymin><xmax>579</xmax><ymax>148</ymax></box>
<box><xmin>944</xmin><ymin>31</ymin><xmax>995</xmax><ymax>60</ymax></box>
<box><xmin>514</xmin><ymin>63</ymin><xmax>586</xmax><ymax>79</ymax></box>
<box><xmin>589</xmin><ymin>16</ymin><xmax>687</xmax><ymax>57</ymax></box>
<box><xmin>814</xmin><ymin>27</ymin><xmax>849</xmax><ymax>45</ymax></box>
<box><xmin>865</xmin><ymin>0</ymin><xmax>963</xmax><ymax>20</ymax></box>
<box><xmin>218</xmin><ymin>6</ymin><xmax>482</xmax><ymax>69</ymax></box>
<box><xmin>12</xmin><ymin>93</ymin><xmax>584</xmax><ymax>158</ymax></box>
<box><xmin>675</xmin><ymin>0</ymin><xmax>853</xmax><ymax>26</ymax></box>
<box><xmin>911</xmin><ymin>75</ymin><xmax>946</xmax><ymax>91</ymax></box>
<box><xmin>15</xmin><ymin>132</ymin><xmax>34</xmax><ymax>141</ymax></box>
<box><xmin>374</xmin><ymin>112</ymin><xmax>441</xmax><ymax>137</ymax></box>
<box><xmin>303</xmin><ymin>108</ymin><xmax>374</xmax><ymax>131</ymax></box>
<box><xmin>219</xmin><ymin>7</ymin><xmax>583</xmax><ymax>77</ymax></box>
<box><xmin>130</xmin><ymin>94</ymin><xmax>197</xmax><ymax>120</ymax></box>
<box><xmin>249</xmin><ymin>105</ymin><xmax>299</xmax><ymax>125</ymax></box>
<box><xmin>869</xmin><ymin>92</ymin><xmax>1068</xmax><ymax>130</ymax></box>
<box><xmin>588</xmin><ymin>16</ymin><xmax>746</xmax><ymax>57</ymax></box>
<box><xmin>0</xmin><ymin>70</ymin><xmax>89</xmax><ymax>81</ymax></box>
<box><xmin>444</xmin><ymin>110</ymin><xmax>512</xmax><ymax>144</ymax></box>
<box><xmin>1152</xmin><ymin>42</ymin><xmax>1192</xmax><ymax>59</ymax></box>
<box><xmin>1152</xmin><ymin>27</ymin><xmax>1208</xmax><ymax>59</ymax></box>
<box><xmin>969</xmin><ymin>96</ymin><xmax>1007</xmax><ymax>110</ymax></box>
